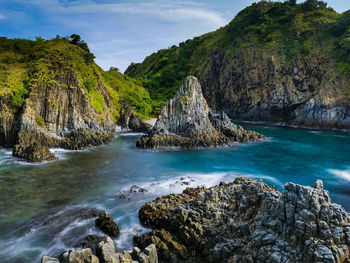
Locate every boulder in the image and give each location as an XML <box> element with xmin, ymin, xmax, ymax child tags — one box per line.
<box><xmin>58</xmin><ymin>248</ymin><xmax>99</xmax><ymax>263</ymax></box>
<box><xmin>13</xmin><ymin>142</ymin><xmax>56</xmax><ymax>162</ymax></box>
<box><xmin>42</xmin><ymin>256</ymin><xmax>59</xmax><ymax>263</ymax></box>
<box><xmin>136</xmin><ymin>76</ymin><xmax>263</xmax><ymax>149</ymax></box>
<box><xmin>95</xmin><ymin>210</ymin><xmax>120</xmax><ymax>237</ymax></box>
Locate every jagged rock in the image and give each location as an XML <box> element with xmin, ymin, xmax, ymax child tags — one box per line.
<box><xmin>13</xmin><ymin>141</ymin><xmax>56</xmax><ymax>162</ymax></box>
<box><xmin>76</xmin><ymin>235</ymin><xmax>106</xmax><ymax>256</ymax></box>
<box><xmin>136</xmin><ymin>76</ymin><xmax>263</xmax><ymax>149</ymax></box>
<box><xmin>45</xmin><ymin>235</ymin><xmax>158</xmax><ymax>263</ymax></box>
<box><xmin>135</xmin><ymin>177</ymin><xmax>350</xmax><ymax>263</ymax></box>
<box><xmin>95</xmin><ymin>210</ymin><xmax>120</xmax><ymax>237</ymax></box>
<box><xmin>58</xmin><ymin>248</ymin><xmax>99</xmax><ymax>263</ymax></box>
<box><xmin>96</xmin><ymin>236</ymin><xmax>118</xmax><ymax>263</ymax></box>
<box><xmin>119</xmin><ymin>108</ymin><xmax>151</xmax><ymax>132</ymax></box>
<box><xmin>42</xmin><ymin>256</ymin><xmax>60</xmax><ymax>263</ymax></box>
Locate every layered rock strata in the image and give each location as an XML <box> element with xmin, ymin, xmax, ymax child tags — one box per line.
<box><xmin>135</xmin><ymin>177</ymin><xmax>350</xmax><ymax>263</ymax></box>
<box><xmin>136</xmin><ymin>76</ymin><xmax>263</xmax><ymax>149</ymax></box>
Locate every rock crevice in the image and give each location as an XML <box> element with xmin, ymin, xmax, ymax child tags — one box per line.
<box><xmin>135</xmin><ymin>177</ymin><xmax>350</xmax><ymax>263</ymax></box>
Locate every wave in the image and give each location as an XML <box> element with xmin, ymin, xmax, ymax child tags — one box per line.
<box><xmin>118</xmin><ymin>132</ymin><xmax>145</xmax><ymax>137</ymax></box>
<box><xmin>328</xmin><ymin>168</ymin><xmax>350</xmax><ymax>181</ymax></box>
<box><xmin>118</xmin><ymin>171</ymin><xmax>284</xmax><ymax>199</ymax></box>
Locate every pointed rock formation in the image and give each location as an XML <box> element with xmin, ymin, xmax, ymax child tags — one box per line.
<box><xmin>137</xmin><ymin>76</ymin><xmax>263</xmax><ymax>149</ymax></box>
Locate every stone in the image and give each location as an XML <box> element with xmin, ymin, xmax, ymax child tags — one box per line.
<box><xmin>136</xmin><ymin>76</ymin><xmax>263</xmax><ymax>149</ymax></box>
<box><xmin>144</xmin><ymin>244</ymin><xmax>158</xmax><ymax>263</ymax></box>
<box><xmin>118</xmin><ymin>108</ymin><xmax>151</xmax><ymax>132</ymax></box>
<box><xmin>58</xmin><ymin>248</ymin><xmax>98</xmax><ymax>263</ymax></box>
<box><xmin>42</xmin><ymin>256</ymin><xmax>59</xmax><ymax>263</ymax></box>
<box><xmin>95</xmin><ymin>210</ymin><xmax>120</xmax><ymax>237</ymax></box>
<box><xmin>135</xmin><ymin>177</ymin><xmax>350</xmax><ymax>263</ymax></box>
<box><xmin>97</xmin><ymin>236</ymin><xmax>116</xmax><ymax>263</ymax></box>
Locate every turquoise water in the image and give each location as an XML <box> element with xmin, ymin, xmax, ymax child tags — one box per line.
<box><xmin>0</xmin><ymin>124</ymin><xmax>350</xmax><ymax>262</ymax></box>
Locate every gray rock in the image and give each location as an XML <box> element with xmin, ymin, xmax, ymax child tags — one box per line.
<box><xmin>42</xmin><ymin>256</ymin><xmax>59</xmax><ymax>263</ymax></box>
<box><xmin>137</xmin><ymin>76</ymin><xmax>263</xmax><ymax>149</ymax></box>
<box><xmin>136</xmin><ymin>178</ymin><xmax>350</xmax><ymax>263</ymax></box>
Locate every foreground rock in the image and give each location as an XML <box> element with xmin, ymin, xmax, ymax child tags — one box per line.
<box><xmin>137</xmin><ymin>76</ymin><xmax>263</xmax><ymax>149</ymax></box>
<box><xmin>95</xmin><ymin>210</ymin><xmax>120</xmax><ymax>237</ymax></box>
<box><xmin>135</xmin><ymin>177</ymin><xmax>350</xmax><ymax>263</ymax></box>
<box><xmin>43</xmin><ymin>235</ymin><xmax>158</xmax><ymax>263</ymax></box>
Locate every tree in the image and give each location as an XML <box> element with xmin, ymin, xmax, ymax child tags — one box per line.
<box><xmin>287</xmin><ymin>0</ymin><xmax>297</xmax><ymax>6</ymax></box>
<box><xmin>69</xmin><ymin>34</ymin><xmax>81</xmax><ymax>45</ymax></box>
<box><xmin>69</xmin><ymin>34</ymin><xmax>95</xmax><ymax>62</ymax></box>
<box><xmin>302</xmin><ymin>0</ymin><xmax>327</xmax><ymax>11</ymax></box>
<box><xmin>291</xmin><ymin>13</ymin><xmax>311</xmax><ymax>37</ymax></box>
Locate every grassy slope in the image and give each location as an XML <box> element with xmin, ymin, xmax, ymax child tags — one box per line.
<box><xmin>0</xmin><ymin>37</ymin><xmax>154</xmax><ymax>120</ymax></box>
<box><xmin>125</xmin><ymin>0</ymin><xmax>350</xmax><ymax>106</ymax></box>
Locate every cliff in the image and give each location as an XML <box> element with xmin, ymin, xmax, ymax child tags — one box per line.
<box><xmin>136</xmin><ymin>76</ymin><xmax>263</xmax><ymax>149</ymax></box>
<box><xmin>126</xmin><ymin>0</ymin><xmax>350</xmax><ymax>129</ymax></box>
<box><xmin>0</xmin><ymin>37</ymin><xmax>153</xmax><ymax>161</ymax></box>
<box><xmin>135</xmin><ymin>177</ymin><xmax>350</xmax><ymax>263</ymax></box>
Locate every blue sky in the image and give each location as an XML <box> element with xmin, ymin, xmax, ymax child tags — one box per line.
<box><xmin>0</xmin><ymin>0</ymin><xmax>348</xmax><ymax>72</ymax></box>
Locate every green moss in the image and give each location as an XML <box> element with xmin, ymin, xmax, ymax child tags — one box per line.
<box><xmin>36</xmin><ymin>116</ymin><xmax>45</xmax><ymax>126</ymax></box>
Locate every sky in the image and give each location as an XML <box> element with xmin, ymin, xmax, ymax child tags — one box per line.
<box><xmin>0</xmin><ymin>0</ymin><xmax>348</xmax><ymax>72</ymax></box>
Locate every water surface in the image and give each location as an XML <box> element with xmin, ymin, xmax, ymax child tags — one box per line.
<box><xmin>0</xmin><ymin>124</ymin><xmax>349</xmax><ymax>262</ymax></box>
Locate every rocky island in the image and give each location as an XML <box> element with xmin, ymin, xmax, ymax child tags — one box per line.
<box><xmin>137</xmin><ymin>76</ymin><xmax>263</xmax><ymax>149</ymax></box>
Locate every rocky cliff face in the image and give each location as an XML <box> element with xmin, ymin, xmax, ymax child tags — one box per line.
<box><xmin>197</xmin><ymin>49</ymin><xmax>350</xmax><ymax>129</ymax></box>
<box><xmin>0</xmin><ymin>37</ymin><xmax>154</xmax><ymax>162</ymax></box>
<box><xmin>10</xmin><ymin>59</ymin><xmax>116</xmax><ymax>162</ymax></box>
<box><xmin>135</xmin><ymin>177</ymin><xmax>350</xmax><ymax>263</ymax></box>
<box><xmin>126</xmin><ymin>2</ymin><xmax>350</xmax><ymax>130</ymax></box>
<box><xmin>136</xmin><ymin>76</ymin><xmax>263</xmax><ymax>149</ymax></box>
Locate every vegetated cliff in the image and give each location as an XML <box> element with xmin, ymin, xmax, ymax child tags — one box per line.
<box><xmin>137</xmin><ymin>76</ymin><xmax>263</xmax><ymax>149</ymax></box>
<box><xmin>0</xmin><ymin>36</ymin><xmax>153</xmax><ymax>161</ymax></box>
<box><xmin>126</xmin><ymin>0</ymin><xmax>350</xmax><ymax>129</ymax></box>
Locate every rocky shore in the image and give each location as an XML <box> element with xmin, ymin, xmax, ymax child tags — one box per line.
<box><xmin>135</xmin><ymin>177</ymin><xmax>350</xmax><ymax>263</ymax></box>
<box><xmin>39</xmin><ymin>177</ymin><xmax>350</xmax><ymax>263</ymax></box>
<box><xmin>137</xmin><ymin>76</ymin><xmax>263</xmax><ymax>149</ymax></box>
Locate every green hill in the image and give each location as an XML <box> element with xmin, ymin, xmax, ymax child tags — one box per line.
<box><xmin>0</xmin><ymin>36</ymin><xmax>153</xmax><ymax>120</ymax></box>
<box><xmin>125</xmin><ymin>0</ymin><xmax>350</xmax><ymax>129</ymax></box>
<box><xmin>0</xmin><ymin>36</ymin><xmax>154</xmax><ymax>161</ymax></box>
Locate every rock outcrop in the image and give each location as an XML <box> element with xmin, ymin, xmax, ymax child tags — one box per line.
<box><xmin>95</xmin><ymin>210</ymin><xmax>120</xmax><ymax>238</ymax></box>
<box><xmin>135</xmin><ymin>177</ymin><xmax>350</xmax><ymax>263</ymax></box>
<box><xmin>44</xmin><ymin>235</ymin><xmax>158</xmax><ymax>263</ymax></box>
<box><xmin>125</xmin><ymin>2</ymin><xmax>350</xmax><ymax>130</ymax></box>
<box><xmin>0</xmin><ymin>37</ymin><xmax>154</xmax><ymax>162</ymax></box>
<box><xmin>118</xmin><ymin>108</ymin><xmax>151</xmax><ymax>132</ymax></box>
<box><xmin>136</xmin><ymin>76</ymin><xmax>263</xmax><ymax>149</ymax></box>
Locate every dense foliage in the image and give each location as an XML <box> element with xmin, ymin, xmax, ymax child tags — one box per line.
<box><xmin>125</xmin><ymin>0</ymin><xmax>350</xmax><ymax>106</ymax></box>
<box><xmin>0</xmin><ymin>36</ymin><xmax>154</xmax><ymax>119</ymax></box>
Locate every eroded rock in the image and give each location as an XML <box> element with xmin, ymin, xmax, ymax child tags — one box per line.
<box><xmin>135</xmin><ymin>177</ymin><xmax>350</xmax><ymax>263</ymax></box>
<box><xmin>95</xmin><ymin>210</ymin><xmax>120</xmax><ymax>237</ymax></box>
<box><xmin>136</xmin><ymin>76</ymin><xmax>263</xmax><ymax>149</ymax></box>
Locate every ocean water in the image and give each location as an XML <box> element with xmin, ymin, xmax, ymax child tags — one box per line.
<box><xmin>0</xmin><ymin>124</ymin><xmax>349</xmax><ymax>262</ymax></box>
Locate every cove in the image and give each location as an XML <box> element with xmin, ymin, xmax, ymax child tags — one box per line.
<box><xmin>0</xmin><ymin>124</ymin><xmax>349</xmax><ymax>262</ymax></box>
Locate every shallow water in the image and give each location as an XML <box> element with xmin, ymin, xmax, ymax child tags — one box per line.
<box><xmin>0</xmin><ymin>124</ymin><xmax>350</xmax><ymax>262</ymax></box>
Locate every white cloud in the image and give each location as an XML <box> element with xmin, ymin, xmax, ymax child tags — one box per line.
<box><xmin>25</xmin><ymin>0</ymin><xmax>228</xmax><ymax>28</ymax></box>
<box><xmin>6</xmin><ymin>0</ymin><xmax>230</xmax><ymax>71</ymax></box>
<box><xmin>0</xmin><ymin>13</ymin><xmax>5</xmax><ymax>19</ymax></box>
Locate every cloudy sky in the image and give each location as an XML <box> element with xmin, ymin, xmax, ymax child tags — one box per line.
<box><xmin>0</xmin><ymin>0</ymin><xmax>348</xmax><ymax>72</ymax></box>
